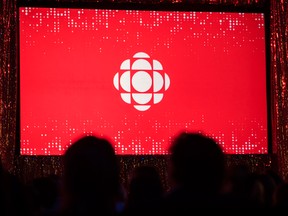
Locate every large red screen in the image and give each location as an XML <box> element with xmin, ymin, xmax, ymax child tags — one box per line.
<box><xmin>19</xmin><ymin>7</ymin><xmax>268</xmax><ymax>155</ymax></box>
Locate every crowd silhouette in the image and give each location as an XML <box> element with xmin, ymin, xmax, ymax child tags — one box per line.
<box><xmin>0</xmin><ymin>131</ymin><xmax>287</xmax><ymax>216</ymax></box>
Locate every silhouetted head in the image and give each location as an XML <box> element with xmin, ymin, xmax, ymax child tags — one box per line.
<box><xmin>168</xmin><ymin>132</ymin><xmax>225</xmax><ymax>193</ymax></box>
<box><xmin>63</xmin><ymin>135</ymin><xmax>120</xmax><ymax>214</ymax></box>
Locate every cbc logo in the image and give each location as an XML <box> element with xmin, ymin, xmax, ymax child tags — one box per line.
<box><xmin>113</xmin><ymin>52</ymin><xmax>170</xmax><ymax>111</ymax></box>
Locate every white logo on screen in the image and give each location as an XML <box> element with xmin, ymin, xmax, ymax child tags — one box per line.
<box><xmin>113</xmin><ymin>52</ymin><xmax>170</xmax><ymax>111</ymax></box>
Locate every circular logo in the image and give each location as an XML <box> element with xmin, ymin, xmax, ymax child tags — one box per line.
<box><xmin>113</xmin><ymin>52</ymin><xmax>170</xmax><ymax>111</ymax></box>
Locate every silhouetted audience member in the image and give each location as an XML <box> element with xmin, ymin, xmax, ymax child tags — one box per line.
<box><xmin>163</xmin><ymin>131</ymin><xmax>227</xmax><ymax>211</ymax></box>
<box><xmin>225</xmin><ymin>164</ymin><xmax>280</xmax><ymax>208</ymax></box>
<box><xmin>273</xmin><ymin>182</ymin><xmax>288</xmax><ymax>208</ymax></box>
<box><xmin>123</xmin><ymin>165</ymin><xmax>165</xmax><ymax>215</ymax></box>
<box><xmin>224</xmin><ymin>164</ymin><xmax>257</xmax><ymax>208</ymax></box>
<box><xmin>257</xmin><ymin>171</ymin><xmax>280</xmax><ymax>208</ymax></box>
<box><xmin>226</xmin><ymin>168</ymin><xmax>265</xmax><ymax>208</ymax></box>
<box><xmin>25</xmin><ymin>174</ymin><xmax>61</xmax><ymax>216</ymax></box>
<box><xmin>0</xmin><ymin>158</ymin><xmax>29</xmax><ymax>216</ymax></box>
<box><xmin>58</xmin><ymin>135</ymin><xmax>121</xmax><ymax>216</ymax></box>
